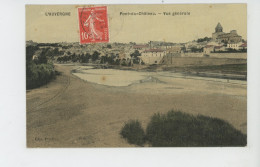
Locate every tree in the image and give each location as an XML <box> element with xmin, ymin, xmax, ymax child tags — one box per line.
<box><xmin>130</xmin><ymin>50</ymin><xmax>141</xmax><ymax>58</ymax></box>
<box><xmin>53</xmin><ymin>48</ymin><xmax>59</xmax><ymax>55</ymax></box>
<box><xmin>71</xmin><ymin>53</ymin><xmax>78</xmax><ymax>62</ymax></box>
<box><xmin>57</xmin><ymin>57</ymin><xmax>62</xmax><ymax>62</ymax></box>
<box><xmin>197</xmin><ymin>37</ymin><xmax>212</xmax><ymax>43</ymax></box>
<box><xmin>26</xmin><ymin>45</ymin><xmax>39</xmax><ymax>61</ymax></box>
<box><xmin>130</xmin><ymin>50</ymin><xmax>141</xmax><ymax>64</ymax></box>
<box><xmin>81</xmin><ymin>53</ymin><xmax>91</xmax><ymax>63</ymax></box>
<box><xmin>92</xmin><ymin>51</ymin><xmax>100</xmax><ymax>61</ymax></box>
<box><xmin>190</xmin><ymin>47</ymin><xmax>203</xmax><ymax>53</ymax></box>
<box><xmin>36</xmin><ymin>49</ymin><xmax>48</xmax><ymax>64</ymax></box>
<box><xmin>107</xmin><ymin>44</ymin><xmax>112</xmax><ymax>49</ymax></box>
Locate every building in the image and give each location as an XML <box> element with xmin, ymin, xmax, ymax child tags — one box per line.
<box><xmin>239</xmin><ymin>42</ymin><xmax>247</xmax><ymax>50</ymax></box>
<box><xmin>133</xmin><ymin>44</ymin><xmax>149</xmax><ymax>52</ymax></box>
<box><xmin>217</xmin><ymin>30</ymin><xmax>242</xmax><ymax>43</ymax></box>
<box><xmin>203</xmin><ymin>45</ymin><xmax>215</xmax><ymax>54</ymax></box>
<box><xmin>227</xmin><ymin>42</ymin><xmax>243</xmax><ymax>50</ymax></box>
<box><xmin>166</xmin><ymin>46</ymin><xmax>182</xmax><ymax>54</ymax></box>
<box><xmin>118</xmin><ymin>51</ymin><xmax>131</xmax><ymax>60</ymax></box>
<box><xmin>207</xmin><ymin>41</ymin><xmax>222</xmax><ymax>46</ymax></box>
<box><xmin>212</xmin><ymin>23</ymin><xmax>225</xmax><ymax>41</ymax></box>
<box><xmin>214</xmin><ymin>45</ymin><xmax>226</xmax><ymax>52</ymax></box>
<box><xmin>140</xmin><ymin>49</ymin><xmax>166</xmax><ymax>64</ymax></box>
<box><xmin>212</xmin><ymin>23</ymin><xmax>242</xmax><ymax>43</ymax></box>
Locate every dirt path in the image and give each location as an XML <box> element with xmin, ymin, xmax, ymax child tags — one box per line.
<box><xmin>26</xmin><ymin>64</ymin><xmax>247</xmax><ymax>147</ymax></box>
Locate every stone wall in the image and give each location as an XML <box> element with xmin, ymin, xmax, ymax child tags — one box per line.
<box><xmin>180</xmin><ymin>52</ymin><xmax>247</xmax><ymax>59</ymax></box>
<box><xmin>181</xmin><ymin>53</ymin><xmax>203</xmax><ymax>58</ymax></box>
<box><xmin>161</xmin><ymin>57</ymin><xmax>247</xmax><ymax>67</ymax></box>
<box><xmin>140</xmin><ymin>56</ymin><xmax>164</xmax><ymax>64</ymax></box>
<box><xmin>209</xmin><ymin>53</ymin><xmax>247</xmax><ymax>59</ymax></box>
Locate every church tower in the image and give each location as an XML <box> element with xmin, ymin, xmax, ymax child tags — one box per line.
<box><xmin>212</xmin><ymin>22</ymin><xmax>224</xmax><ymax>41</ymax></box>
<box><xmin>215</xmin><ymin>23</ymin><xmax>223</xmax><ymax>32</ymax></box>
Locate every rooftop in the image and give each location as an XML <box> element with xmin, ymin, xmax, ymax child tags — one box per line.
<box><xmin>214</xmin><ymin>46</ymin><xmax>224</xmax><ymax>49</ymax></box>
<box><xmin>204</xmin><ymin>45</ymin><xmax>214</xmax><ymax>48</ymax></box>
<box><xmin>239</xmin><ymin>43</ymin><xmax>247</xmax><ymax>47</ymax></box>
<box><xmin>133</xmin><ymin>45</ymin><xmax>149</xmax><ymax>49</ymax></box>
<box><xmin>216</xmin><ymin>22</ymin><xmax>223</xmax><ymax>29</ymax></box>
<box><xmin>144</xmin><ymin>48</ymin><xmax>165</xmax><ymax>52</ymax></box>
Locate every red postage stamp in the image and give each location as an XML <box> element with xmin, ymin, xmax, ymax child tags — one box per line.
<box><xmin>78</xmin><ymin>6</ymin><xmax>109</xmax><ymax>44</ymax></box>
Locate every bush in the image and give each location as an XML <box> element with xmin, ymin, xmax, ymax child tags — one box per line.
<box><xmin>146</xmin><ymin>110</ymin><xmax>246</xmax><ymax>147</ymax></box>
<box><xmin>120</xmin><ymin>120</ymin><xmax>145</xmax><ymax>146</ymax></box>
<box><xmin>26</xmin><ymin>61</ymin><xmax>56</xmax><ymax>89</ymax></box>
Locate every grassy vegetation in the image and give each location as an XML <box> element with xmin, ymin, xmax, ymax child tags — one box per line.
<box><xmin>146</xmin><ymin>110</ymin><xmax>246</xmax><ymax>147</ymax></box>
<box><xmin>162</xmin><ymin>64</ymin><xmax>247</xmax><ymax>75</ymax></box>
<box><xmin>190</xmin><ymin>64</ymin><xmax>247</xmax><ymax>74</ymax></box>
<box><xmin>26</xmin><ymin>61</ymin><xmax>56</xmax><ymax>89</ymax></box>
<box><xmin>26</xmin><ymin>45</ymin><xmax>58</xmax><ymax>90</ymax></box>
<box><xmin>120</xmin><ymin>110</ymin><xmax>246</xmax><ymax>147</ymax></box>
<box><xmin>120</xmin><ymin>120</ymin><xmax>146</xmax><ymax>146</ymax></box>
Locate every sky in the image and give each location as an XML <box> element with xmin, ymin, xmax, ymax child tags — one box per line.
<box><xmin>26</xmin><ymin>4</ymin><xmax>247</xmax><ymax>43</ymax></box>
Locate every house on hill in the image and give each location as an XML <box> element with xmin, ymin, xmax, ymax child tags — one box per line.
<box><xmin>212</xmin><ymin>23</ymin><xmax>242</xmax><ymax>43</ymax></box>
<box><xmin>139</xmin><ymin>49</ymin><xmax>166</xmax><ymax>64</ymax></box>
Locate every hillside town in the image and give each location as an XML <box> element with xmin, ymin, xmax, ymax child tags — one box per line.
<box><xmin>26</xmin><ymin>21</ymin><xmax>247</xmax><ymax>148</ymax></box>
<box><xmin>27</xmin><ymin>22</ymin><xmax>247</xmax><ymax>66</ymax></box>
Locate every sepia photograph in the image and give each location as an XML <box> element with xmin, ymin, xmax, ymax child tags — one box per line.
<box><xmin>26</xmin><ymin>4</ymin><xmax>247</xmax><ymax>147</ymax></box>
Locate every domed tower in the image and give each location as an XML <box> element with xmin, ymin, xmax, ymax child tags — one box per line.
<box><xmin>212</xmin><ymin>22</ymin><xmax>225</xmax><ymax>41</ymax></box>
<box><xmin>215</xmin><ymin>23</ymin><xmax>223</xmax><ymax>32</ymax></box>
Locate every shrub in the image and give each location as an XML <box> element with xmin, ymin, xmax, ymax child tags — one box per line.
<box><xmin>26</xmin><ymin>61</ymin><xmax>56</xmax><ymax>89</ymax></box>
<box><xmin>120</xmin><ymin>120</ymin><xmax>145</xmax><ymax>146</ymax></box>
<box><xmin>146</xmin><ymin>110</ymin><xmax>246</xmax><ymax>147</ymax></box>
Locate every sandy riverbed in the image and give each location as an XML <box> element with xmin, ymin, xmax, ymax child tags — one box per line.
<box><xmin>26</xmin><ymin>64</ymin><xmax>247</xmax><ymax>147</ymax></box>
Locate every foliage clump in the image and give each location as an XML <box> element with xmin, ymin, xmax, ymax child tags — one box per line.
<box><xmin>120</xmin><ymin>110</ymin><xmax>247</xmax><ymax>147</ymax></box>
<box><xmin>146</xmin><ymin>110</ymin><xmax>246</xmax><ymax>147</ymax></box>
<box><xmin>26</xmin><ymin>46</ymin><xmax>57</xmax><ymax>89</ymax></box>
<box><xmin>120</xmin><ymin>120</ymin><xmax>146</xmax><ymax>146</ymax></box>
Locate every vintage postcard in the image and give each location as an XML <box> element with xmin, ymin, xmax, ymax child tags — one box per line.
<box><xmin>26</xmin><ymin>4</ymin><xmax>247</xmax><ymax>147</ymax></box>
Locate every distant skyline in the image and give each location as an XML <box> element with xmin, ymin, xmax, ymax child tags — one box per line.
<box><xmin>26</xmin><ymin>4</ymin><xmax>247</xmax><ymax>43</ymax></box>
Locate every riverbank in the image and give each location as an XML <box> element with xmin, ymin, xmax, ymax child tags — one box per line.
<box><xmin>64</xmin><ymin>62</ymin><xmax>247</xmax><ymax>81</ymax></box>
<box><xmin>27</xmin><ymin>64</ymin><xmax>247</xmax><ymax>147</ymax></box>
